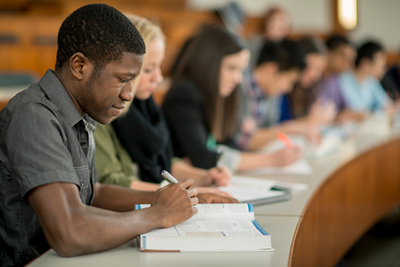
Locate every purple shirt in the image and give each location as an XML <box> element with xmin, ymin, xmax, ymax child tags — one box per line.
<box><xmin>319</xmin><ymin>75</ymin><xmax>347</xmax><ymax>110</ymax></box>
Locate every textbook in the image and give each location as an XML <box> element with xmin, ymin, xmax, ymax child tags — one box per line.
<box><xmin>135</xmin><ymin>203</ymin><xmax>273</xmax><ymax>252</ymax></box>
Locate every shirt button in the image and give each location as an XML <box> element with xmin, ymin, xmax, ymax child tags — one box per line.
<box><xmin>81</xmin><ymin>180</ymin><xmax>84</xmax><ymax>186</ymax></box>
<box><xmin>80</xmin><ymin>141</ymin><xmax>86</xmax><ymax>146</ymax></box>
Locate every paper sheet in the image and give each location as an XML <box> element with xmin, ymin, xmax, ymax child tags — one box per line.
<box><xmin>217</xmin><ymin>176</ymin><xmax>308</xmax><ymax>202</ymax></box>
<box><xmin>238</xmin><ymin>158</ymin><xmax>312</xmax><ymax>176</ymax></box>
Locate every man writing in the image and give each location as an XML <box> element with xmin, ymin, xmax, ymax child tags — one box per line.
<box><xmin>0</xmin><ymin>4</ymin><xmax>234</xmax><ymax>266</ymax></box>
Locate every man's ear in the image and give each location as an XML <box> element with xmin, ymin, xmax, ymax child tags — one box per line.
<box><xmin>69</xmin><ymin>52</ymin><xmax>92</xmax><ymax>80</ymax></box>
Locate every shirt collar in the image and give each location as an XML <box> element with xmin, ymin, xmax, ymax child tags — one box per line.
<box><xmin>38</xmin><ymin>69</ymin><xmax>88</xmax><ymax>128</ymax></box>
<box><xmin>82</xmin><ymin>115</ymin><xmax>97</xmax><ymax>133</ymax></box>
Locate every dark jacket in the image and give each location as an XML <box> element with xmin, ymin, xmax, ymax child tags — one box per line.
<box><xmin>162</xmin><ymin>80</ymin><xmax>234</xmax><ymax>169</ymax></box>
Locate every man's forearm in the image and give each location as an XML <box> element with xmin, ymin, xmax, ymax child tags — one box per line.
<box><xmin>30</xmin><ymin>181</ymin><xmax>199</xmax><ymax>258</ymax></box>
<box><xmin>28</xmin><ymin>182</ymin><xmax>165</xmax><ymax>258</ymax></box>
<box><xmin>55</xmin><ymin>203</ymin><xmax>164</xmax><ymax>256</ymax></box>
<box><xmin>92</xmin><ymin>183</ymin><xmax>156</xmax><ymax>212</ymax></box>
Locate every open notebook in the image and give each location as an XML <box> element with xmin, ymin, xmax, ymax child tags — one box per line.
<box><xmin>135</xmin><ymin>203</ymin><xmax>273</xmax><ymax>252</ymax></box>
<box><xmin>217</xmin><ymin>176</ymin><xmax>308</xmax><ymax>205</ymax></box>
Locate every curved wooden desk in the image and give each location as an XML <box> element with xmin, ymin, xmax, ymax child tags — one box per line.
<box><xmin>289</xmin><ymin>134</ymin><xmax>400</xmax><ymax>267</ymax></box>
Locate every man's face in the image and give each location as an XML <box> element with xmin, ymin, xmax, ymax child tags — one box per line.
<box><xmin>328</xmin><ymin>44</ymin><xmax>355</xmax><ymax>74</ymax></box>
<box><xmin>79</xmin><ymin>52</ymin><xmax>143</xmax><ymax>124</ymax></box>
<box><xmin>259</xmin><ymin>64</ymin><xmax>300</xmax><ymax>97</ymax></box>
<box><xmin>369</xmin><ymin>51</ymin><xmax>387</xmax><ymax>80</ymax></box>
<box><xmin>273</xmin><ymin>69</ymin><xmax>300</xmax><ymax>95</ymax></box>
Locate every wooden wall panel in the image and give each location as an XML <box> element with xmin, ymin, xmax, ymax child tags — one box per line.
<box><xmin>0</xmin><ymin>16</ymin><xmax>61</xmax><ymax>76</ymax></box>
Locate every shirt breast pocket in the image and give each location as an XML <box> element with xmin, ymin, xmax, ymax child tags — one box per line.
<box><xmin>74</xmin><ymin>165</ymin><xmax>90</xmax><ymax>203</ymax></box>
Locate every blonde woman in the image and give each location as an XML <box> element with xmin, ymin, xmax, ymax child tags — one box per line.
<box><xmin>94</xmin><ymin>15</ymin><xmax>232</xmax><ymax>193</ymax></box>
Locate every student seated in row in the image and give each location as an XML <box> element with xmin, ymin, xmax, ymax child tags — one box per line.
<box><xmin>0</xmin><ymin>5</ymin><xmax>235</xmax><ymax>267</ymax></box>
<box><xmin>95</xmin><ymin>14</ymin><xmax>232</xmax><ymax>191</ymax></box>
<box><xmin>162</xmin><ymin>26</ymin><xmax>301</xmax><ymax>173</ymax></box>
<box><xmin>248</xmin><ymin>6</ymin><xmax>291</xmax><ymax>67</ymax></box>
<box><xmin>321</xmin><ymin>40</ymin><xmax>393</xmax><ymax>117</ymax></box>
<box><xmin>318</xmin><ymin>35</ymin><xmax>364</xmax><ymax>122</ymax></box>
<box><xmin>237</xmin><ymin>39</ymin><xmax>321</xmax><ymax>152</ymax></box>
<box><xmin>338</xmin><ymin>41</ymin><xmax>392</xmax><ymax>113</ymax></box>
<box><xmin>283</xmin><ymin>37</ymin><xmax>336</xmax><ymax>125</ymax></box>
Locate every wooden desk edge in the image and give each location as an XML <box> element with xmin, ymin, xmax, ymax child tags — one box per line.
<box><xmin>289</xmin><ymin>134</ymin><xmax>400</xmax><ymax>267</ymax></box>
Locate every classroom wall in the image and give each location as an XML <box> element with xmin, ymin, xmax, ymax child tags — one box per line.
<box><xmin>188</xmin><ymin>0</ymin><xmax>400</xmax><ymax>51</ymax></box>
<box><xmin>187</xmin><ymin>0</ymin><xmax>331</xmax><ymax>31</ymax></box>
<box><xmin>349</xmin><ymin>0</ymin><xmax>400</xmax><ymax>51</ymax></box>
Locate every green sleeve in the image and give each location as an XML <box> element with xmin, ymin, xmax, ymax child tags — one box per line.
<box><xmin>94</xmin><ymin>124</ymin><xmax>139</xmax><ymax>188</ymax></box>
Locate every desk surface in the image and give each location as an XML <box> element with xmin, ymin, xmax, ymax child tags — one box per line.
<box><xmin>28</xmin><ymin>216</ymin><xmax>299</xmax><ymax>267</ymax></box>
<box><xmin>28</xmin><ymin>120</ymin><xmax>400</xmax><ymax>267</ymax></box>
<box><xmin>254</xmin><ymin>132</ymin><xmax>399</xmax><ymax>217</ymax></box>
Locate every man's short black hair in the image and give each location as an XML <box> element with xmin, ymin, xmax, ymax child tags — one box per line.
<box><xmin>256</xmin><ymin>39</ymin><xmax>306</xmax><ymax>72</ymax></box>
<box><xmin>55</xmin><ymin>3</ymin><xmax>145</xmax><ymax>72</ymax></box>
<box><xmin>355</xmin><ymin>41</ymin><xmax>384</xmax><ymax>67</ymax></box>
<box><xmin>325</xmin><ymin>34</ymin><xmax>351</xmax><ymax>51</ymax></box>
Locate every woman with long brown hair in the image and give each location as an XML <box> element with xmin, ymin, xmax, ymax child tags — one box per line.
<box><xmin>162</xmin><ymin>25</ymin><xmax>301</xmax><ymax>172</ymax></box>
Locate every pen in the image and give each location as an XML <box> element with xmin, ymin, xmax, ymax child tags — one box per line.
<box><xmin>161</xmin><ymin>170</ymin><xmax>179</xmax><ymax>184</ymax></box>
<box><xmin>277</xmin><ymin>132</ymin><xmax>293</xmax><ymax>148</ymax></box>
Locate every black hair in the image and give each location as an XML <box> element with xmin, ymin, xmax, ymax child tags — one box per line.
<box><xmin>325</xmin><ymin>34</ymin><xmax>350</xmax><ymax>51</ymax></box>
<box><xmin>355</xmin><ymin>41</ymin><xmax>384</xmax><ymax>67</ymax></box>
<box><xmin>55</xmin><ymin>3</ymin><xmax>145</xmax><ymax>72</ymax></box>
<box><xmin>299</xmin><ymin>37</ymin><xmax>327</xmax><ymax>56</ymax></box>
<box><xmin>256</xmin><ymin>39</ymin><xmax>306</xmax><ymax>71</ymax></box>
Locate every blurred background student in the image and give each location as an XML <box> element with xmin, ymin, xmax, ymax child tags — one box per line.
<box><xmin>283</xmin><ymin>37</ymin><xmax>336</xmax><ymax>125</ymax></box>
<box><xmin>336</xmin><ymin>41</ymin><xmax>393</xmax><ymax>114</ymax></box>
<box><xmin>162</xmin><ymin>26</ymin><xmax>301</xmax><ymax>173</ymax></box>
<box><xmin>318</xmin><ymin>34</ymin><xmax>362</xmax><ymax>122</ymax></box>
<box><xmin>94</xmin><ymin>15</ymin><xmax>231</xmax><ymax>193</ymax></box>
<box><xmin>248</xmin><ymin>6</ymin><xmax>291</xmax><ymax>67</ymax></box>
<box><xmin>237</xmin><ymin>39</ymin><xmax>321</xmax><ymax>152</ymax></box>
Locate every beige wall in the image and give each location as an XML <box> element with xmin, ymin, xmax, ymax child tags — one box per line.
<box><xmin>350</xmin><ymin>0</ymin><xmax>400</xmax><ymax>51</ymax></box>
<box><xmin>187</xmin><ymin>0</ymin><xmax>330</xmax><ymax>31</ymax></box>
<box><xmin>188</xmin><ymin>0</ymin><xmax>400</xmax><ymax>51</ymax></box>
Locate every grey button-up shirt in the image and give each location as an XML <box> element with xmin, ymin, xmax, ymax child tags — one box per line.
<box><xmin>0</xmin><ymin>69</ymin><xmax>97</xmax><ymax>267</ymax></box>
